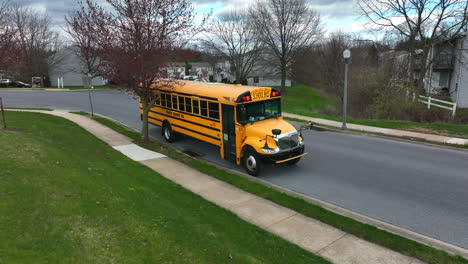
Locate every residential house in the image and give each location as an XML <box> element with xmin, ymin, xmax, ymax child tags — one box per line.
<box><xmin>380</xmin><ymin>35</ymin><xmax>468</xmax><ymax>108</ymax></box>
<box><xmin>162</xmin><ymin>62</ymin><xmax>186</xmax><ymax>79</ymax></box>
<box><xmin>49</xmin><ymin>47</ymin><xmax>107</xmax><ymax>87</ymax></box>
<box><xmin>213</xmin><ymin>60</ymin><xmax>235</xmax><ymax>83</ymax></box>
<box><xmin>188</xmin><ymin>62</ymin><xmax>214</xmax><ymax>79</ymax></box>
<box><xmin>163</xmin><ymin>58</ymin><xmax>292</xmax><ymax>87</ymax></box>
<box><xmin>213</xmin><ymin>59</ymin><xmax>291</xmax><ymax>87</ymax></box>
<box><xmin>416</xmin><ymin>35</ymin><xmax>468</xmax><ymax>108</ymax></box>
<box><xmin>246</xmin><ymin>61</ymin><xmax>291</xmax><ymax>87</ymax></box>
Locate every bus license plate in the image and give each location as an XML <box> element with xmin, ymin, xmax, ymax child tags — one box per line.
<box><xmin>251</xmin><ymin>90</ymin><xmax>270</xmax><ymax>100</ymax></box>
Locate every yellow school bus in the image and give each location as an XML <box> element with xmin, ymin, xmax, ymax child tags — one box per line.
<box><xmin>140</xmin><ymin>81</ymin><xmax>308</xmax><ymax>176</ymax></box>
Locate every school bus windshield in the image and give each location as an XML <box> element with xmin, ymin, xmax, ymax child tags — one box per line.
<box><xmin>238</xmin><ymin>99</ymin><xmax>281</xmax><ymax>123</ymax></box>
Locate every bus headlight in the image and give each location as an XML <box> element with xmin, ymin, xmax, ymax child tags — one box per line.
<box><xmin>261</xmin><ymin>147</ymin><xmax>280</xmax><ymax>154</ymax></box>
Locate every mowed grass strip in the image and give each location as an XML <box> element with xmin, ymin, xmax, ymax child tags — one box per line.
<box><xmin>0</xmin><ymin>111</ymin><xmax>329</xmax><ymax>264</ymax></box>
<box><xmin>75</xmin><ymin>111</ymin><xmax>468</xmax><ymax>264</ymax></box>
<box><xmin>280</xmin><ymin>84</ymin><xmax>332</xmax><ymax>114</ymax></box>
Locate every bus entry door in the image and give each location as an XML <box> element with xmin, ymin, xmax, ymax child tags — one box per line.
<box><xmin>222</xmin><ymin>104</ymin><xmax>236</xmax><ymax>162</ymax></box>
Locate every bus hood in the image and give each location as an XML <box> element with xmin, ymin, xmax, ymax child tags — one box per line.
<box><xmin>244</xmin><ymin>118</ymin><xmax>297</xmax><ymax>139</ymax></box>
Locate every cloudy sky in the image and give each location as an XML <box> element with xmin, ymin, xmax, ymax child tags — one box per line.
<box><xmin>14</xmin><ymin>0</ymin><xmax>366</xmax><ymax>36</ymax></box>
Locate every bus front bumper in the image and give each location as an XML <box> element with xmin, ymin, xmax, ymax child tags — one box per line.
<box><xmin>260</xmin><ymin>145</ymin><xmax>308</xmax><ymax>164</ymax></box>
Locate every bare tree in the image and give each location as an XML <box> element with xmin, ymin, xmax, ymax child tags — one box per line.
<box><xmin>0</xmin><ymin>1</ymin><xmax>22</xmax><ymax>77</ymax></box>
<box><xmin>65</xmin><ymin>7</ymin><xmax>106</xmax><ymax>80</ymax></box>
<box><xmin>249</xmin><ymin>0</ymin><xmax>323</xmax><ymax>92</ymax></box>
<box><xmin>203</xmin><ymin>10</ymin><xmax>262</xmax><ymax>84</ymax></box>
<box><xmin>70</xmin><ymin>0</ymin><xmax>208</xmax><ymax>143</ymax></box>
<box><xmin>11</xmin><ymin>4</ymin><xmax>62</xmax><ymax>84</ymax></box>
<box><xmin>359</xmin><ymin>0</ymin><xmax>468</xmax><ymax>91</ymax></box>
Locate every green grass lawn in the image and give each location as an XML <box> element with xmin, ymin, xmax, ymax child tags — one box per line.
<box><xmin>0</xmin><ymin>111</ymin><xmax>329</xmax><ymax>264</ymax></box>
<box><xmin>281</xmin><ymin>84</ymin><xmax>468</xmax><ymax>139</ymax></box>
<box><xmin>280</xmin><ymin>84</ymin><xmax>332</xmax><ymax>115</ymax></box>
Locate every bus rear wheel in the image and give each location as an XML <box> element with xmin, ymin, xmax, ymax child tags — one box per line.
<box><xmin>162</xmin><ymin>122</ymin><xmax>176</xmax><ymax>143</ymax></box>
<box><xmin>243</xmin><ymin>149</ymin><xmax>262</xmax><ymax>176</ymax></box>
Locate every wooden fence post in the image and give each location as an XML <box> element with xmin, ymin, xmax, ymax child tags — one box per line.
<box><xmin>0</xmin><ymin>97</ymin><xmax>6</xmax><ymax>129</ymax></box>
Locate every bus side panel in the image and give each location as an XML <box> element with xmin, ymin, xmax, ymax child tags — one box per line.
<box><xmin>150</xmin><ymin>106</ymin><xmax>222</xmax><ymax>146</ymax></box>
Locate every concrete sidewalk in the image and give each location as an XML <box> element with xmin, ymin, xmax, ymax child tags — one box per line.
<box><xmin>284</xmin><ymin>112</ymin><xmax>468</xmax><ymax>146</ymax></box>
<box><xmin>10</xmin><ymin>109</ymin><xmax>427</xmax><ymax>264</ymax></box>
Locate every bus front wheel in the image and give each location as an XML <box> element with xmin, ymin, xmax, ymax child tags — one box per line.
<box><xmin>162</xmin><ymin>122</ymin><xmax>176</xmax><ymax>143</ymax></box>
<box><xmin>243</xmin><ymin>149</ymin><xmax>262</xmax><ymax>176</ymax></box>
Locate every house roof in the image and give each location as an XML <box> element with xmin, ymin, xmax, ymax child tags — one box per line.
<box><xmin>189</xmin><ymin>62</ymin><xmax>212</xmax><ymax>68</ymax></box>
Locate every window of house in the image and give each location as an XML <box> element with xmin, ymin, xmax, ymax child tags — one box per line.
<box><xmin>200</xmin><ymin>100</ymin><xmax>208</xmax><ymax>117</ymax></box>
<box><xmin>208</xmin><ymin>102</ymin><xmax>219</xmax><ymax>120</ymax></box>
<box><xmin>439</xmin><ymin>71</ymin><xmax>450</xmax><ymax>88</ymax></box>
<box><xmin>172</xmin><ymin>95</ymin><xmax>178</xmax><ymax>110</ymax></box>
<box><xmin>193</xmin><ymin>99</ymin><xmax>200</xmax><ymax>115</ymax></box>
<box><xmin>178</xmin><ymin>96</ymin><xmax>185</xmax><ymax>112</ymax></box>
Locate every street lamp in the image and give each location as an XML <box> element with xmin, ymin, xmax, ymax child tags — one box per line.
<box><xmin>342</xmin><ymin>49</ymin><xmax>351</xmax><ymax>130</ymax></box>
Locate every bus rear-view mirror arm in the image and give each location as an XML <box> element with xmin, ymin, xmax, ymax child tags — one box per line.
<box><xmin>299</xmin><ymin>122</ymin><xmax>313</xmax><ymax>137</ymax></box>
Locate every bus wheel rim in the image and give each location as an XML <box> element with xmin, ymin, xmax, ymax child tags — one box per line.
<box><xmin>165</xmin><ymin>127</ymin><xmax>170</xmax><ymax>139</ymax></box>
<box><xmin>246</xmin><ymin>155</ymin><xmax>256</xmax><ymax>171</ymax></box>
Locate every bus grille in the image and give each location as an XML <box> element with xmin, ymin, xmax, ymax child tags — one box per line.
<box><xmin>277</xmin><ymin>134</ymin><xmax>300</xmax><ymax>150</ymax></box>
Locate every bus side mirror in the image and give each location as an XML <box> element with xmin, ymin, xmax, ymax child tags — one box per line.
<box><xmin>299</xmin><ymin>122</ymin><xmax>313</xmax><ymax>137</ymax></box>
<box><xmin>272</xmin><ymin>129</ymin><xmax>281</xmax><ymax>135</ymax></box>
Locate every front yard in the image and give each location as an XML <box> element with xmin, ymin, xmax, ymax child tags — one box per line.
<box><xmin>0</xmin><ymin>111</ymin><xmax>328</xmax><ymax>263</ymax></box>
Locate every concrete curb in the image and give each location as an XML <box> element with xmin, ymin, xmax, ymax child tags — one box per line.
<box><xmin>284</xmin><ymin>113</ymin><xmax>468</xmax><ymax>146</ymax></box>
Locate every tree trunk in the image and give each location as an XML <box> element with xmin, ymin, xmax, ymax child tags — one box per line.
<box><xmin>141</xmin><ymin>99</ymin><xmax>150</xmax><ymax>144</ymax></box>
<box><xmin>416</xmin><ymin>47</ymin><xmax>431</xmax><ymax>94</ymax></box>
<box><xmin>280</xmin><ymin>66</ymin><xmax>286</xmax><ymax>94</ymax></box>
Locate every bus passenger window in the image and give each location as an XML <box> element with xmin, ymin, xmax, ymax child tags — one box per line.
<box><xmin>193</xmin><ymin>99</ymin><xmax>200</xmax><ymax>115</ymax></box>
<box><xmin>185</xmin><ymin>97</ymin><xmax>192</xmax><ymax>113</ymax></box>
<box><xmin>172</xmin><ymin>95</ymin><xmax>178</xmax><ymax>110</ymax></box>
<box><xmin>178</xmin><ymin>96</ymin><xmax>185</xmax><ymax>112</ymax></box>
<box><xmin>209</xmin><ymin>102</ymin><xmax>219</xmax><ymax>120</ymax></box>
<box><xmin>167</xmin><ymin>94</ymin><xmax>172</xmax><ymax>108</ymax></box>
<box><xmin>161</xmin><ymin>94</ymin><xmax>167</xmax><ymax>107</ymax></box>
<box><xmin>200</xmin><ymin>100</ymin><xmax>208</xmax><ymax>117</ymax></box>
<box><xmin>156</xmin><ymin>94</ymin><xmax>161</xmax><ymax>106</ymax></box>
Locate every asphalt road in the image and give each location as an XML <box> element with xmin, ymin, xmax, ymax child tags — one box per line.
<box><xmin>1</xmin><ymin>89</ymin><xmax>468</xmax><ymax>249</ymax></box>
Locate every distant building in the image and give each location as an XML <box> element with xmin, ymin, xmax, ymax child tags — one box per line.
<box><xmin>380</xmin><ymin>35</ymin><xmax>468</xmax><ymax>108</ymax></box>
<box><xmin>414</xmin><ymin>35</ymin><xmax>468</xmax><ymax>108</ymax></box>
<box><xmin>163</xmin><ymin>57</ymin><xmax>291</xmax><ymax>87</ymax></box>
<box><xmin>49</xmin><ymin>47</ymin><xmax>107</xmax><ymax>87</ymax></box>
<box><xmin>213</xmin><ymin>59</ymin><xmax>292</xmax><ymax>87</ymax></box>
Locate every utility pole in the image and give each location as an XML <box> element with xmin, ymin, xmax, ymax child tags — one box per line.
<box><xmin>88</xmin><ymin>73</ymin><xmax>94</xmax><ymax>117</ymax></box>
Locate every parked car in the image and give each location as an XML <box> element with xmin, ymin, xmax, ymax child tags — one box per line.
<box><xmin>15</xmin><ymin>81</ymin><xmax>31</xmax><ymax>88</ymax></box>
<box><xmin>1</xmin><ymin>79</ymin><xmax>12</xmax><ymax>84</ymax></box>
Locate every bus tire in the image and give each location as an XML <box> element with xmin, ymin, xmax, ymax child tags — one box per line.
<box><xmin>286</xmin><ymin>157</ymin><xmax>301</xmax><ymax>165</ymax></box>
<box><xmin>243</xmin><ymin>149</ymin><xmax>262</xmax><ymax>176</ymax></box>
<box><xmin>162</xmin><ymin>121</ymin><xmax>176</xmax><ymax>143</ymax></box>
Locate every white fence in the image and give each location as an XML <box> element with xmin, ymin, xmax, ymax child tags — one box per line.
<box><xmin>418</xmin><ymin>95</ymin><xmax>457</xmax><ymax>117</ymax></box>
